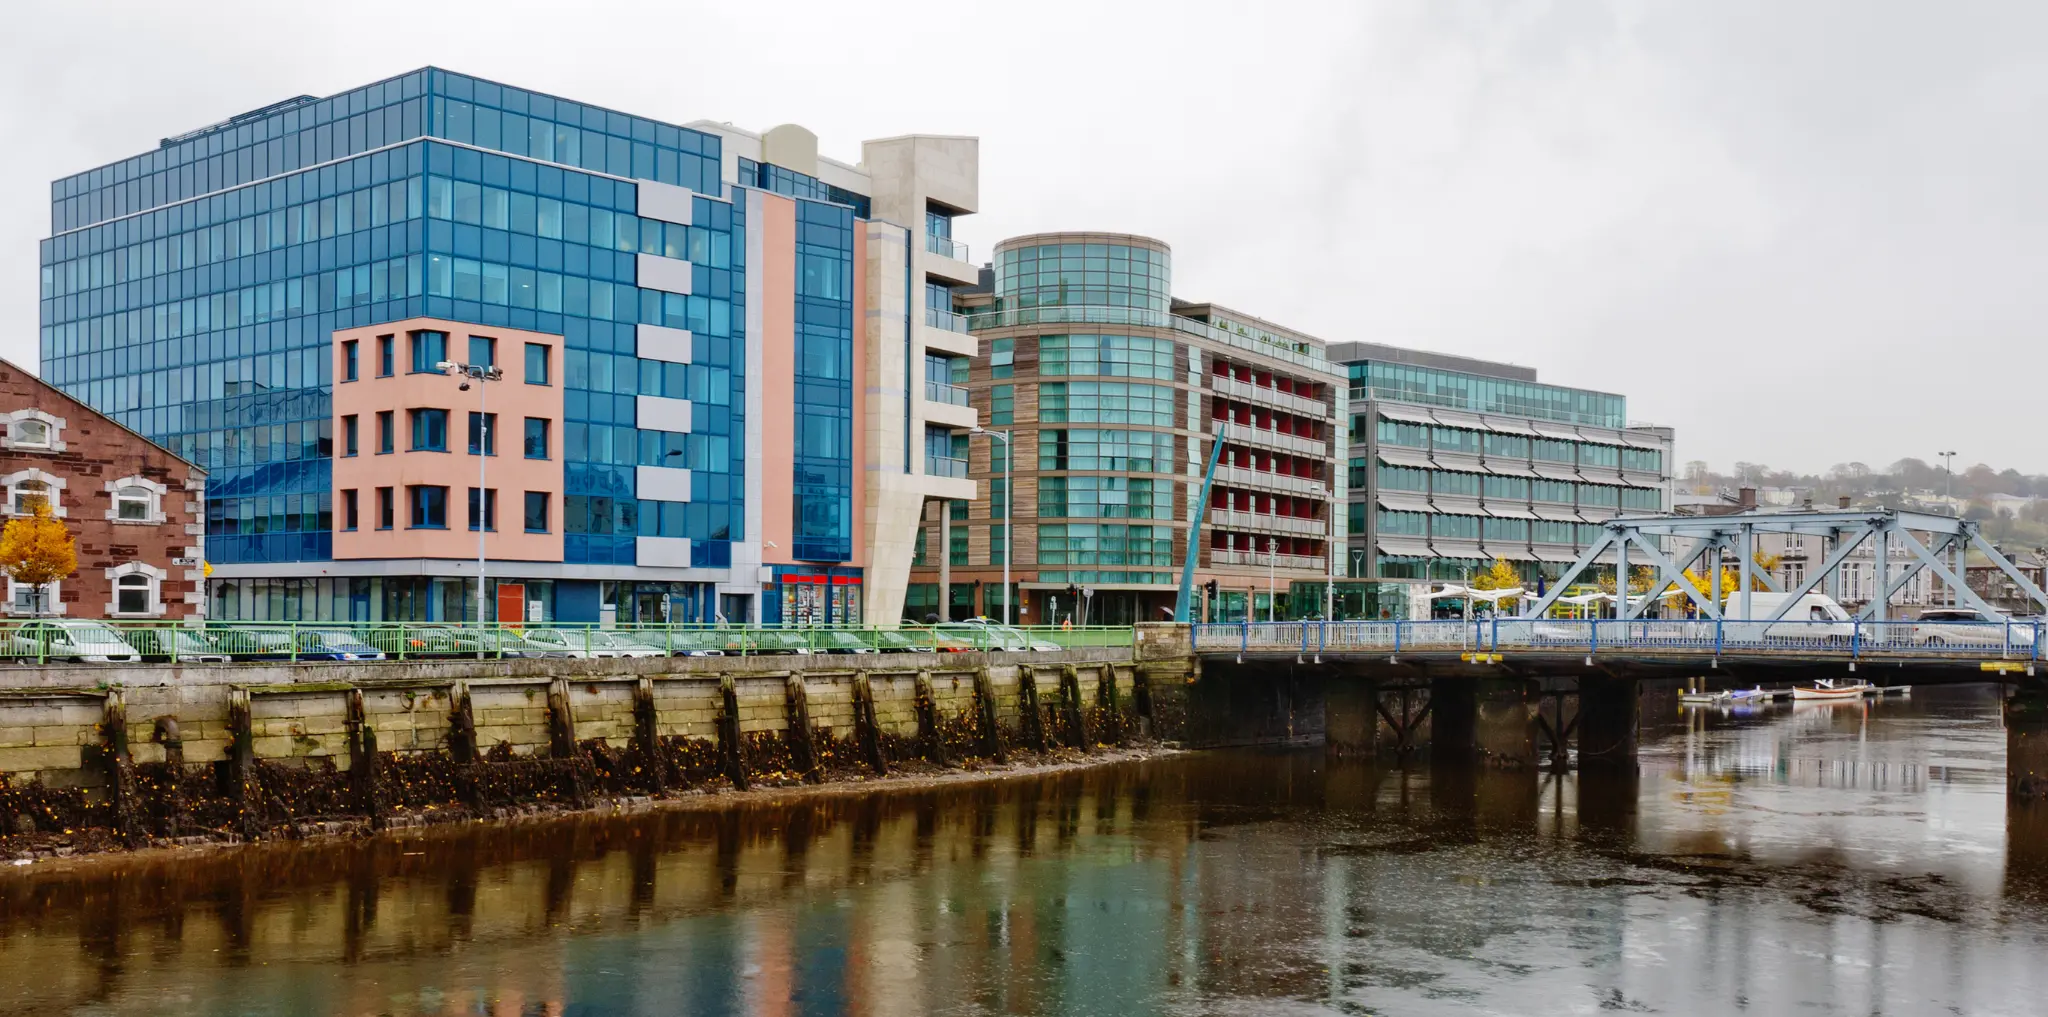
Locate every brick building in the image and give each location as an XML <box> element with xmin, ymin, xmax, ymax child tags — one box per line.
<box><xmin>0</xmin><ymin>359</ymin><xmax>205</xmax><ymax>619</ymax></box>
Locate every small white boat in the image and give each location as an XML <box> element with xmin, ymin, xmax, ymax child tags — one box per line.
<box><xmin>1876</xmin><ymin>685</ymin><xmax>1912</xmax><ymax>696</ymax></box>
<box><xmin>1680</xmin><ymin>690</ymin><xmax>1731</xmax><ymax>704</ymax></box>
<box><xmin>1793</xmin><ymin>678</ymin><xmax>1872</xmax><ymax>700</ymax></box>
<box><xmin>1727</xmin><ymin>687</ymin><xmax>1774</xmax><ymax>703</ymax></box>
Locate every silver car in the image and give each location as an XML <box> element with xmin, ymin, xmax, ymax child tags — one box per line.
<box><xmin>1913</xmin><ymin>609</ymin><xmax>2040</xmax><ymax>648</ymax></box>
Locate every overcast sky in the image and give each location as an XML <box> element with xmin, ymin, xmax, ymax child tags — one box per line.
<box><xmin>3</xmin><ymin>0</ymin><xmax>2044</xmax><ymax>476</ymax></box>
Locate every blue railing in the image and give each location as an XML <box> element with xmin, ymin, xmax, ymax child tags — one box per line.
<box><xmin>1192</xmin><ymin>618</ymin><xmax>2047</xmax><ymax>661</ymax></box>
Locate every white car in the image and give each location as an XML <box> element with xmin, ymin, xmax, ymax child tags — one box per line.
<box><xmin>521</xmin><ymin>628</ymin><xmax>627</xmax><ymax>658</ymax></box>
<box><xmin>7</xmin><ymin>620</ymin><xmax>142</xmax><ymax>663</ymax></box>
<box><xmin>1914</xmin><ymin>609</ymin><xmax>2040</xmax><ymax>648</ymax></box>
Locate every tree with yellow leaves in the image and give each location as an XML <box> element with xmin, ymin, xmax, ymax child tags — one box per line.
<box><xmin>1469</xmin><ymin>558</ymin><xmax>1524</xmax><ymax>612</ymax></box>
<box><xmin>1658</xmin><ymin>551</ymin><xmax>1785</xmax><ymax>610</ymax></box>
<box><xmin>0</xmin><ymin>503</ymin><xmax>76</xmax><ymax>617</ymax></box>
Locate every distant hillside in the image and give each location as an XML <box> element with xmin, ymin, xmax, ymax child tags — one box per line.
<box><xmin>1681</xmin><ymin>458</ymin><xmax>2048</xmax><ymax>550</ymax></box>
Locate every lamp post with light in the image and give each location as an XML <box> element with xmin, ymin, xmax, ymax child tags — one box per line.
<box><xmin>436</xmin><ymin>358</ymin><xmax>504</xmax><ymax>637</ymax></box>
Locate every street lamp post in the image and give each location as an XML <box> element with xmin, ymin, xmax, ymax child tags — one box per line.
<box><xmin>1267</xmin><ymin>536</ymin><xmax>1278</xmax><ymax>623</ymax></box>
<box><xmin>1939</xmin><ymin>449</ymin><xmax>1959</xmax><ymax>605</ymax></box>
<box><xmin>437</xmin><ymin>359</ymin><xmax>504</xmax><ymax>642</ymax></box>
<box><xmin>969</xmin><ymin>426</ymin><xmax>1012</xmax><ymax>624</ymax></box>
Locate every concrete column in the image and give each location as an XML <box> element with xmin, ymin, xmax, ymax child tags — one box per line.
<box><xmin>1428</xmin><ymin>677</ymin><xmax>1476</xmax><ymax>763</ymax></box>
<box><xmin>2007</xmin><ymin>680</ymin><xmax>2048</xmax><ymax>799</ymax></box>
<box><xmin>1577</xmin><ymin>674</ymin><xmax>1639</xmax><ymax>767</ymax></box>
<box><xmin>936</xmin><ymin>500</ymin><xmax>952</xmax><ymax>621</ymax></box>
<box><xmin>1473</xmin><ymin>678</ymin><xmax>1536</xmax><ymax>769</ymax></box>
<box><xmin>1324</xmin><ymin>673</ymin><xmax>1379</xmax><ymax>757</ymax></box>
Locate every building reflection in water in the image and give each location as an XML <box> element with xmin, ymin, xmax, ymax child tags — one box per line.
<box><xmin>3</xmin><ymin>686</ymin><xmax>2047</xmax><ymax>1015</ymax></box>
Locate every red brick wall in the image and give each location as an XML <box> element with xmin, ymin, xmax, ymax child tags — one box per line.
<box><xmin>0</xmin><ymin>362</ymin><xmax>205</xmax><ymax>620</ymax></box>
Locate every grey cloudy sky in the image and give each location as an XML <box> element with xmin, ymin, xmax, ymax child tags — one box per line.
<box><xmin>3</xmin><ymin>0</ymin><xmax>2043</xmax><ymax>475</ymax></box>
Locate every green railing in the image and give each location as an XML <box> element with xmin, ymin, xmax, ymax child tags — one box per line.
<box><xmin>0</xmin><ymin>620</ymin><xmax>1136</xmax><ymax>665</ymax></box>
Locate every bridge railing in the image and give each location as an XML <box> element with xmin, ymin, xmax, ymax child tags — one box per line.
<box><xmin>1194</xmin><ymin>618</ymin><xmax>2047</xmax><ymax>661</ymax></box>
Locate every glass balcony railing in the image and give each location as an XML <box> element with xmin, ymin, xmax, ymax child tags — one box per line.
<box><xmin>925</xmin><ymin>380</ymin><xmax>970</xmax><ymax>407</ymax></box>
<box><xmin>923</xmin><ymin>306</ymin><xmax>972</xmax><ymax>334</ymax></box>
<box><xmin>967</xmin><ymin>305</ymin><xmax>1343</xmax><ymax>378</ymax></box>
<box><xmin>925</xmin><ymin>454</ymin><xmax>969</xmax><ymax>479</ymax></box>
<box><xmin>925</xmin><ymin>233</ymin><xmax>970</xmax><ymax>262</ymax></box>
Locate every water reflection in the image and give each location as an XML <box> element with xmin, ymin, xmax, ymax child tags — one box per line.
<box><xmin>4</xmin><ymin>686</ymin><xmax>2048</xmax><ymax>1014</ymax></box>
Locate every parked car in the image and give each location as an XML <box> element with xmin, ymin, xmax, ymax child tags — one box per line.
<box><xmin>293</xmin><ymin>629</ymin><xmax>388</xmax><ymax>661</ymax></box>
<box><xmin>206</xmin><ymin>627</ymin><xmax>299</xmax><ymax>661</ymax></box>
<box><xmin>127</xmin><ymin>627</ymin><xmax>231</xmax><ymax>663</ymax></box>
<box><xmin>6</xmin><ymin>620</ymin><xmax>142</xmax><ymax>663</ymax></box>
<box><xmin>520</xmin><ymin>627</ymin><xmax>624</xmax><ymax>658</ymax></box>
<box><xmin>1913</xmin><ymin>608</ymin><xmax>2039</xmax><ymax>648</ymax></box>
<box><xmin>596</xmin><ymin>631</ymin><xmax>669</xmax><ymax>658</ymax></box>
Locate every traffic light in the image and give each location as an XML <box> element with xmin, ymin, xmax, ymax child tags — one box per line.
<box><xmin>1067</xmin><ymin>584</ymin><xmax>1080</xmax><ymax>603</ymax></box>
<box><xmin>1204</xmin><ymin>579</ymin><xmax>1219</xmax><ymax>599</ymax></box>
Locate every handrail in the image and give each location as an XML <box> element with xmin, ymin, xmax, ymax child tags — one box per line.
<box><xmin>1189</xmin><ymin>617</ymin><xmax>2048</xmax><ymax>661</ymax></box>
<box><xmin>967</xmin><ymin>305</ymin><xmax>1345</xmax><ymax>379</ymax></box>
<box><xmin>924</xmin><ymin>379</ymin><xmax>970</xmax><ymax>407</ymax></box>
<box><xmin>925</xmin><ymin>234</ymin><xmax>970</xmax><ymax>262</ymax></box>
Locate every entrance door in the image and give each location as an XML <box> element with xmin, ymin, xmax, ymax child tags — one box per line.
<box><xmin>497</xmin><ymin>584</ymin><xmax>526</xmax><ymax>629</ymax></box>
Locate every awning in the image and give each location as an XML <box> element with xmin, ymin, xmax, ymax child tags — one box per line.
<box><xmin>1577</xmin><ymin>426</ymin><xmax>1624</xmax><ymax>446</ymax></box>
<box><xmin>1483</xmin><ymin>415</ymin><xmax>1541</xmax><ymax>436</ymax></box>
<box><xmin>1531</xmin><ymin>462</ymin><xmax>1583</xmax><ymax>482</ymax></box>
<box><xmin>1376</xmin><ymin>405</ymin><xmax>1438</xmax><ymax>426</ymax></box>
<box><xmin>1531</xmin><ymin>544</ymin><xmax>1582</xmax><ymax>563</ymax></box>
<box><xmin>1578</xmin><ymin>507</ymin><xmax>1620</xmax><ymax>523</ymax></box>
<box><xmin>1531</xmin><ymin>503</ymin><xmax>1582</xmax><ymax>522</ymax></box>
<box><xmin>1484</xmin><ymin>503</ymin><xmax>1540</xmax><ymax>520</ymax></box>
<box><xmin>1622</xmin><ymin>474</ymin><xmax>1666</xmax><ymax>490</ymax></box>
<box><xmin>1487</xmin><ymin>544</ymin><xmax>1540</xmax><ymax>561</ymax></box>
<box><xmin>1484</xmin><ymin>459</ymin><xmax>1537</xmax><ymax>478</ymax></box>
<box><xmin>1531</xmin><ymin>421</ymin><xmax>1582</xmax><ymax>441</ymax></box>
<box><xmin>1431</xmin><ymin>540</ymin><xmax>1487</xmax><ymax>561</ymax></box>
<box><xmin>1433</xmin><ymin>497</ymin><xmax>1484</xmax><ymax>517</ymax></box>
<box><xmin>1376</xmin><ymin>447</ymin><xmax>1436</xmax><ymax>471</ymax></box>
<box><xmin>1430</xmin><ymin>408</ymin><xmax>1488</xmax><ymax>431</ymax></box>
<box><xmin>1433</xmin><ymin>452</ymin><xmax>1485</xmax><ymax>474</ymax></box>
<box><xmin>1377</xmin><ymin>492</ymin><xmax>1434</xmax><ymax>514</ymax></box>
<box><xmin>1619</xmin><ymin>430</ymin><xmax>1665</xmax><ymax>450</ymax></box>
<box><xmin>1376</xmin><ymin>537</ymin><xmax>1434</xmax><ymax>558</ymax></box>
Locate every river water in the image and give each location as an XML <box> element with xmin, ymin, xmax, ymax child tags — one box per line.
<box><xmin>5</xmin><ymin>684</ymin><xmax>2048</xmax><ymax>1016</ymax></box>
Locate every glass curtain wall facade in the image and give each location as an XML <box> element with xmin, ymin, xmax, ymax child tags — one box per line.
<box><xmin>40</xmin><ymin>68</ymin><xmax>781</xmax><ymax>620</ymax></box>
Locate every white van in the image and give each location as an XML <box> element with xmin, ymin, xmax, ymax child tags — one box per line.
<box><xmin>1720</xmin><ymin>592</ymin><xmax>1855</xmax><ymax>643</ymax></box>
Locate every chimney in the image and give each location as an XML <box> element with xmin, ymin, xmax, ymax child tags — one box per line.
<box><xmin>1838</xmin><ymin>495</ymin><xmax>1851</xmax><ymax>509</ymax></box>
<box><xmin>1802</xmin><ymin>496</ymin><xmax>1814</xmax><ymax>510</ymax></box>
<box><xmin>1738</xmin><ymin>487</ymin><xmax>1757</xmax><ymax>509</ymax></box>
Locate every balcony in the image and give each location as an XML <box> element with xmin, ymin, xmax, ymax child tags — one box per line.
<box><xmin>1217</xmin><ymin>419</ymin><xmax>1327</xmax><ymax>458</ymax></box>
<box><xmin>925</xmin><ymin>234</ymin><xmax>970</xmax><ymax>262</ymax></box>
<box><xmin>924</xmin><ymin>306</ymin><xmax>972</xmax><ymax>334</ymax></box>
<box><xmin>966</xmin><ymin>305</ymin><xmax>1345</xmax><ymax>379</ymax></box>
<box><xmin>1209</xmin><ymin>509</ymin><xmax>1329</xmax><ymax>537</ymax></box>
<box><xmin>924</xmin><ymin>379</ymin><xmax>970</xmax><ymax>407</ymax></box>
<box><xmin>1216</xmin><ymin>464</ymin><xmax>1327</xmax><ymax>497</ymax></box>
<box><xmin>1209</xmin><ymin>548</ymin><xmax>1329</xmax><ymax>571</ymax></box>
<box><xmin>925</xmin><ymin>454</ymin><xmax>968</xmax><ymax>479</ymax></box>
<box><xmin>1212</xmin><ymin>374</ymin><xmax>1330</xmax><ymax>419</ymax></box>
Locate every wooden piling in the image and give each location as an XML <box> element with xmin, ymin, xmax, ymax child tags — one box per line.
<box><xmin>1018</xmin><ymin>666</ymin><xmax>1049</xmax><ymax>752</ymax></box>
<box><xmin>344</xmin><ymin>689</ymin><xmax>384</xmax><ymax>830</ymax></box>
<box><xmin>1060</xmin><ymin>665</ymin><xmax>1090</xmax><ymax>750</ymax></box>
<box><xmin>151</xmin><ymin>715</ymin><xmax>185</xmax><ymax>837</ymax></box>
<box><xmin>547</xmin><ymin>679</ymin><xmax>589</xmax><ymax>805</ymax></box>
<box><xmin>915</xmin><ymin>671</ymin><xmax>948</xmax><ymax>766</ymax></box>
<box><xmin>633</xmin><ymin>677</ymin><xmax>667</xmax><ymax>794</ymax></box>
<box><xmin>785</xmin><ymin>675</ymin><xmax>820</xmax><ymax>782</ymax></box>
<box><xmin>226</xmin><ymin>688</ymin><xmax>260</xmax><ymax>840</ymax></box>
<box><xmin>718</xmin><ymin>675</ymin><xmax>749</xmax><ymax>790</ymax></box>
<box><xmin>98</xmin><ymin>691</ymin><xmax>140</xmax><ymax>844</ymax></box>
<box><xmin>1132</xmin><ymin>667</ymin><xmax>1155</xmax><ymax>741</ymax></box>
<box><xmin>851</xmin><ymin>672</ymin><xmax>888</xmax><ymax>775</ymax></box>
<box><xmin>1098</xmin><ymin>667</ymin><xmax>1124</xmax><ymax>747</ymax></box>
<box><xmin>973</xmin><ymin>668</ymin><xmax>1007</xmax><ymax>763</ymax></box>
<box><xmin>446</xmin><ymin>682</ymin><xmax>478</xmax><ymax>765</ymax></box>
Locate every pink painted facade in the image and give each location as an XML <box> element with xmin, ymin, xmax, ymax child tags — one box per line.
<box><xmin>757</xmin><ymin>194</ymin><xmax>799</xmax><ymax>569</ymax></box>
<box><xmin>331</xmin><ymin>318</ymin><xmax>565</xmax><ymax>563</ymax></box>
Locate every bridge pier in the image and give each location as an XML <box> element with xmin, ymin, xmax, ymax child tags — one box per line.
<box><xmin>2007</xmin><ymin>680</ymin><xmax>2048</xmax><ymax>799</ymax></box>
<box><xmin>1429</xmin><ymin>678</ymin><xmax>1476</xmax><ymax>764</ymax></box>
<box><xmin>1576</xmin><ymin>675</ymin><xmax>1640</xmax><ymax>767</ymax></box>
<box><xmin>1325</xmin><ymin>675</ymin><xmax>1379</xmax><ymax>757</ymax></box>
<box><xmin>1474</xmin><ymin>678</ymin><xmax>1537</xmax><ymax>770</ymax></box>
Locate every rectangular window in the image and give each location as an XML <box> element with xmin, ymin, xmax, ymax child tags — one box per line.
<box><xmin>408</xmin><ymin>485</ymin><xmax>448</xmax><ymax>528</ymax></box>
<box><xmin>409</xmin><ymin>408</ymin><xmax>448</xmax><ymax>451</ymax></box>
<box><xmin>377</xmin><ymin>335</ymin><xmax>394</xmax><ymax>377</ymax></box>
<box><xmin>342</xmin><ymin>489</ymin><xmax>359</xmax><ymax>531</ymax></box>
<box><xmin>342</xmin><ymin>340</ymin><xmax>359</xmax><ymax>381</ymax></box>
<box><xmin>525</xmin><ymin>342</ymin><xmax>550</xmax><ymax>385</ymax></box>
<box><xmin>376</xmin><ymin>410</ymin><xmax>394</xmax><ymax>454</ymax></box>
<box><xmin>524</xmin><ymin>417</ymin><xmax>550</xmax><ymax>459</ymax></box>
<box><xmin>467</xmin><ymin>487</ymin><xmax>497</xmax><ymax>531</ymax></box>
<box><xmin>467</xmin><ymin>411</ymin><xmax>497</xmax><ymax>455</ymax></box>
<box><xmin>524</xmin><ymin>491</ymin><xmax>550</xmax><ymax>533</ymax></box>
<box><xmin>469</xmin><ymin>335</ymin><xmax>496</xmax><ymax>368</ymax></box>
<box><xmin>376</xmin><ymin>486</ymin><xmax>394</xmax><ymax>530</ymax></box>
<box><xmin>410</xmin><ymin>330</ymin><xmax>446</xmax><ymax>373</ymax></box>
<box><xmin>341</xmin><ymin>414</ymin><xmax>358</xmax><ymax>456</ymax></box>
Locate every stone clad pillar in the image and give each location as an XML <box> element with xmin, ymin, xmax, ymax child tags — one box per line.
<box><xmin>1577</xmin><ymin>674</ymin><xmax>1640</xmax><ymax>766</ymax></box>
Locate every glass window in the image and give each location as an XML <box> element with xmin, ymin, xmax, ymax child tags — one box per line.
<box><xmin>343</xmin><ymin>340</ymin><xmax>359</xmax><ymax>381</ymax></box>
<box><xmin>524</xmin><ymin>417</ymin><xmax>550</xmax><ymax>459</ymax></box>
<box><xmin>11</xmin><ymin>479</ymin><xmax>49</xmax><ymax>514</ymax></box>
<box><xmin>467</xmin><ymin>488</ymin><xmax>497</xmax><ymax>531</ymax></box>
<box><xmin>113</xmin><ymin>485</ymin><xmax>153</xmax><ymax>521</ymax></box>
<box><xmin>1432</xmin><ymin>514</ymin><xmax>1481</xmax><ymax>540</ymax></box>
<box><xmin>376</xmin><ymin>487</ymin><xmax>394</xmax><ymax>530</ymax></box>
<box><xmin>342</xmin><ymin>415</ymin><xmax>358</xmax><ymax>456</ymax></box>
<box><xmin>1378</xmin><ymin>465</ymin><xmax>1428</xmax><ymax>491</ymax></box>
<box><xmin>12</xmin><ymin>420</ymin><xmax>50</xmax><ymax>449</ymax></box>
<box><xmin>468</xmin><ymin>335</ymin><xmax>496</xmax><ymax>368</ymax></box>
<box><xmin>377</xmin><ymin>335</ymin><xmax>394</xmax><ymax>377</ymax></box>
<box><xmin>1376</xmin><ymin>419</ymin><xmax>1427</xmax><ymax>448</ymax></box>
<box><xmin>115</xmin><ymin>574</ymin><xmax>152</xmax><ymax>615</ymax></box>
<box><xmin>1039</xmin><ymin>335</ymin><xmax>1176</xmax><ymax>380</ymax></box>
<box><xmin>524</xmin><ymin>491</ymin><xmax>549</xmax><ymax>533</ymax></box>
<box><xmin>1378</xmin><ymin>510</ymin><xmax>1427</xmax><ymax>535</ymax></box>
<box><xmin>409</xmin><ymin>408</ymin><xmax>448</xmax><ymax>451</ymax></box>
<box><xmin>1433</xmin><ymin>470</ymin><xmax>1482</xmax><ymax>498</ymax></box>
<box><xmin>376</xmin><ymin>410</ymin><xmax>394</xmax><ymax>454</ymax></box>
<box><xmin>525</xmin><ymin>342</ymin><xmax>550</xmax><ymax>384</ymax></box>
<box><xmin>410</xmin><ymin>330</ymin><xmax>446</xmax><ymax>373</ymax></box>
<box><xmin>1040</xmin><ymin>381</ymin><xmax>1175</xmax><ymax>426</ymax></box>
<box><xmin>990</xmin><ymin>384</ymin><xmax>1014</xmax><ymax>426</ymax></box>
<box><xmin>467</xmin><ymin>412</ymin><xmax>497</xmax><ymax>455</ymax></box>
<box><xmin>408</xmin><ymin>485</ymin><xmax>448</xmax><ymax>528</ymax></box>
